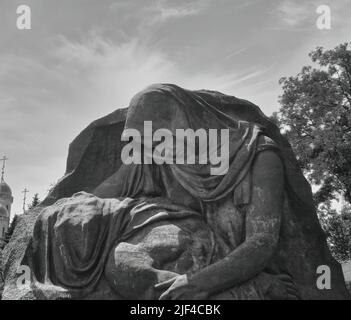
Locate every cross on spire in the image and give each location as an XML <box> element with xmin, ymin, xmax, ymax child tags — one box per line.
<box><xmin>1</xmin><ymin>155</ymin><xmax>8</xmax><ymax>183</ymax></box>
<box><xmin>22</xmin><ymin>188</ymin><xmax>29</xmax><ymax>213</ymax></box>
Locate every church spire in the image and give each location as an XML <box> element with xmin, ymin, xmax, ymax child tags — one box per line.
<box><xmin>0</xmin><ymin>155</ymin><xmax>8</xmax><ymax>183</ymax></box>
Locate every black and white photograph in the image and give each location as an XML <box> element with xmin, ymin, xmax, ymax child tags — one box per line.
<box><xmin>0</xmin><ymin>0</ymin><xmax>351</xmax><ymax>309</ymax></box>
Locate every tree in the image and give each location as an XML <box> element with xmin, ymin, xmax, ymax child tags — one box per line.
<box><xmin>46</xmin><ymin>181</ymin><xmax>57</xmax><ymax>197</ymax></box>
<box><xmin>273</xmin><ymin>43</ymin><xmax>351</xmax><ymax>206</ymax></box>
<box><xmin>2</xmin><ymin>214</ymin><xmax>20</xmax><ymax>246</ymax></box>
<box><xmin>0</xmin><ymin>249</ymin><xmax>4</xmax><ymax>297</ymax></box>
<box><xmin>28</xmin><ymin>193</ymin><xmax>40</xmax><ymax>210</ymax></box>
<box><xmin>322</xmin><ymin>205</ymin><xmax>351</xmax><ymax>262</ymax></box>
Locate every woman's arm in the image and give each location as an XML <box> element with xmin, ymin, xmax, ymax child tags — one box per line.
<box><xmin>156</xmin><ymin>150</ymin><xmax>284</xmax><ymax>299</ymax></box>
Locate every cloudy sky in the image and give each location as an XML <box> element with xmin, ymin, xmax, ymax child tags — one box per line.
<box><xmin>0</xmin><ymin>0</ymin><xmax>350</xmax><ymax>216</ymax></box>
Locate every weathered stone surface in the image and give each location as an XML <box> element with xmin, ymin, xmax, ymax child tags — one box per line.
<box><xmin>1</xmin><ymin>203</ymin><xmax>122</xmax><ymax>300</ymax></box>
<box><xmin>1</xmin><ymin>207</ymin><xmax>42</xmax><ymax>300</ymax></box>
<box><xmin>342</xmin><ymin>262</ymin><xmax>351</xmax><ymax>292</ymax></box>
<box><xmin>2</xmin><ymin>84</ymin><xmax>350</xmax><ymax>300</ymax></box>
<box><xmin>43</xmin><ymin>107</ymin><xmax>128</xmax><ymax>206</ymax></box>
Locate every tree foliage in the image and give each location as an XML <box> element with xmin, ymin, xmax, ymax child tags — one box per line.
<box><xmin>273</xmin><ymin>43</ymin><xmax>351</xmax><ymax>206</ymax></box>
<box><xmin>28</xmin><ymin>193</ymin><xmax>40</xmax><ymax>210</ymax></box>
<box><xmin>321</xmin><ymin>205</ymin><xmax>351</xmax><ymax>262</ymax></box>
<box><xmin>2</xmin><ymin>214</ymin><xmax>20</xmax><ymax>247</ymax></box>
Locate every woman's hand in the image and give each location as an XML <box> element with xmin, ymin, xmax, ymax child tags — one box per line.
<box><xmin>259</xmin><ymin>273</ymin><xmax>300</xmax><ymax>300</ymax></box>
<box><xmin>155</xmin><ymin>274</ymin><xmax>209</xmax><ymax>300</ymax></box>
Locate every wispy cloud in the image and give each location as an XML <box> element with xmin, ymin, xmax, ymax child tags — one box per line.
<box><xmin>50</xmin><ymin>32</ymin><xmax>266</xmax><ymax>100</ymax></box>
<box><xmin>271</xmin><ymin>0</ymin><xmax>351</xmax><ymax>29</ymax></box>
<box><xmin>0</xmin><ymin>30</ymin><xmax>267</xmax><ymax>160</ymax></box>
<box><xmin>110</xmin><ymin>0</ymin><xmax>211</xmax><ymax>26</ymax></box>
<box><xmin>222</xmin><ymin>48</ymin><xmax>248</xmax><ymax>62</ymax></box>
<box><xmin>153</xmin><ymin>0</ymin><xmax>210</xmax><ymax>22</ymax></box>
<box><xmin>272</xmin><ymin>0</ymin><xmax>314</xmax><ymax>27</ymax></box>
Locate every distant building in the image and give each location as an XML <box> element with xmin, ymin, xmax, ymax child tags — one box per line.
<box><xmin>0</xmin><ymin>181</ymin><xmax>13</xmax><ymax>241</ymax></box>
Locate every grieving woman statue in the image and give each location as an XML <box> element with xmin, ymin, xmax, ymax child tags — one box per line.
<box><xmin>24</xmin><ymin>84</ymin><xmax>349</xmax><ymax>300</ymax></box>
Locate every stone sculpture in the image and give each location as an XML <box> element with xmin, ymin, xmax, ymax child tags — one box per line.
<box><xmin>2</xmin><ymin>84</ymin><xmax>349</xmax><ymax>300</ymax></box>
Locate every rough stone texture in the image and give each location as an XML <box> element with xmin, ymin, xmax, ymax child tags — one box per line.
<box><xmin>1</xmin><ymin>207</ymin><xmax>42</xmax><ymax>300</ymax></box>
<box><xmin>1</xmin><ymin>203</ymin><xmax>122</xmax><ymax>300</ymax></box>
<box><xmin>1</xmin><ymin>106</ymin><xmax>128</xmax><ymax>300</ymax></box>
<box><xmin>0</xmin><ymin>250</ymin><xmax>3</xmax><ymax>296</ymax></box>
<box><xmin>2</xmin><ymin>84</ymin><xmax>350</xmax><ymax>300</ymax></box>
<box><xmin>43</xmin><ymin>107</ymin><xmax>128</xmax><ymax>206</ymax></box>
<box><xmin>342</xmin><ymin>262</ymin><xmax>351</xmax><ymax>292</ymax></box>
